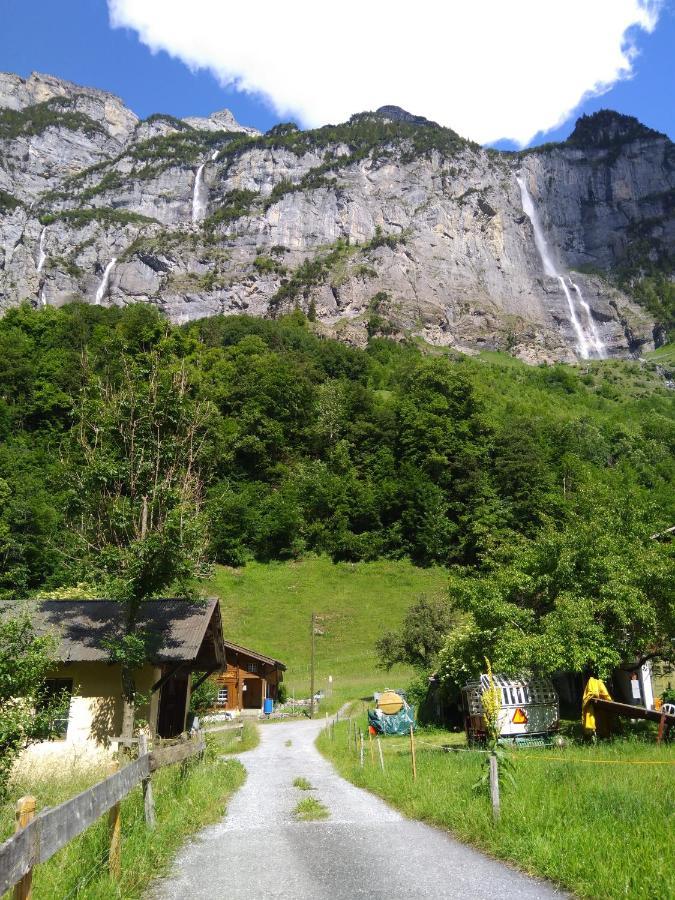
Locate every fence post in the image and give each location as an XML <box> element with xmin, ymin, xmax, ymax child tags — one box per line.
<box><xmin>359</xmin><ymin>731</ymin><xmax>364</xmax><ymax>768</ymax></box>
<box><xmin>346</xmin><ymin>717</ymin><xmax>351</xmax><ymax>749</ymax></box>
<box><xmin>107</xmin><ymin>760</ymin><xmax>122</xmax><ymax>879</ymax></box>
<box><xmin>368</xmin><ymin>729</ymin><xmax>374</xmax><ymax>764</ymax></box>
<box><xmin>13</xmin><ymin>796</ymin><xmax>36</xmax><ymax>900</ymax></box>
<box><xmin>377</xmin><ymin>736</ymin><xmax>385</xmax><ymax>773</ymax></box>
<box><xmin>138</xmin><ymin>734</ymin><xmax>156</xmax><ymax>830</ymax></box>
<box><xmin>657</xmin><ymin>709</ymin><xmax>667</xmax><ymax>744</ymax></box>
<box><xmin>409</xmin><ymin>724</ymin><xmax>417</xmax><ymax>782</ymax></box>
<box><xmin>489</xmin><ymin>753</ymin><xmax>500</xmax><ymax>822</ymax></box>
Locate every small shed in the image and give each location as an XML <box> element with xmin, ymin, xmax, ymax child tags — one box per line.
<box><xmin>30</xmin><ymin>597</ymin><xmax>227</xmax><ymax>744</ymax></box>
<box><xmin>216</xmin><ymin>640</ymin><xmax>286</xmax><ymax>712</ymax></box>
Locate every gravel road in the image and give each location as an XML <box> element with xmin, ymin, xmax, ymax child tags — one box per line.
<box><xmin>151</xmin><ymin>718</ymin><xmax>564</xmax><ymax>899</ymax></box>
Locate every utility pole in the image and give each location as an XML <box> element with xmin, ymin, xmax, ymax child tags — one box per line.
<box><xmin>310</xmin><ymin>611</ymin><xmax>316</xmax><ymax>718</ymax></box>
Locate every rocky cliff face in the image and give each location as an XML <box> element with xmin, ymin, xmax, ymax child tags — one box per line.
<box><xmin>1</xmin><ymin>74</ymin><xmax>672</xmax><ymax>363</ymax></box>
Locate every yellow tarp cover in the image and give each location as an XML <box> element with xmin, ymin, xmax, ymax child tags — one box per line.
<box><xmin>582</xmin><ymin>677</ymin><xmax>612</xmax><ymax>735</ymax></box>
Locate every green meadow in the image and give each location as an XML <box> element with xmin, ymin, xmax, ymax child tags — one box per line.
<box><xmin>319</xmin><ymin>717</ymin><xmax>675</xmax><ymax>900</ymax></box>
<box><xmin>209</xmin><ymin>556</ymin><xmax>448</xmax><ymax>710</ymax></box>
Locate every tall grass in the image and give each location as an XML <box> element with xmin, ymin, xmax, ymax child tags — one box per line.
<box><xmin>1</xmin><ymin>750</ymin><xmax>245</xmax><ymax>899</ymax></box>
<box><xmin>205</xmin><ymin>720</ymin><xmax>259</xmax><ymax>754</ymax></box>
<box><xmin>318</xmin><ymin>717</ymin><xmax>675</xmax><ymax>899</ymax></box>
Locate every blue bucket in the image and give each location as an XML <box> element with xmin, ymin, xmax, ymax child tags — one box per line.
<box><xmin>263</xmin><ymin>697</ymin><xmax>274</xmax><ymax>715</ymax></box>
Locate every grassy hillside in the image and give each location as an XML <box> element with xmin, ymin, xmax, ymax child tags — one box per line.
<box><xmin>645</xmin><ymin>341</ymin><xmax>675</xmax><ymax>365</ymax></box>
<box><xmin>208</xmin><ymin>556</ymin><xmax>448</xmax><ymax>709</ymax></box>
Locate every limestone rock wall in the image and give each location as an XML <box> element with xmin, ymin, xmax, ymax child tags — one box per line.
<box><xmin>1</xmin><ymin>75</ymin><xmax>672</xmax><ymax>362</ymax></box>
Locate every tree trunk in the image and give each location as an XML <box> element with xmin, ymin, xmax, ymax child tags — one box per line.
<box><xmin>121</xmin><ymin>698</ymin><xmax>135</xmax><ymax>743</ymax></box>
<box><xmin>120</xmin><ymin>668</ymin><xmax>136</xmax><ymax>745</ymax></box>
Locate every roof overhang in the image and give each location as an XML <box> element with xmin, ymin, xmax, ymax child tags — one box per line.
<box><xmin>24</xmin><ymin>597</ymin><xmax>227</xmax><ymax>670</ymax></box>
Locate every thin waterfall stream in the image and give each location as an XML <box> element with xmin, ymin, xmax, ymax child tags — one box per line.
<box><xmin>192</xmin><ymin>163</ymin><xmax>207</xmax><ymax>223</ymax></box>
<box><xmin>37</xmin><ymin>227</ymin><xmax>47</xmax><ymax>273</ymax></box>
<box><xmin>516</xmin><ymin>175</ymin><xmax>604</xmax><ymax>359</ymax></box>
<box><xmin>95</xmin><ymin>258</ymin><xmax>117</xmax><ymax>304</ymax></box>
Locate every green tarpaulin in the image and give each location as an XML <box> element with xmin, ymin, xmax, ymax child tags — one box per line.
<box><xmin>368</xmin><ymin>704</ymin><xmax>415</xmax><ymax>735</ymax></box>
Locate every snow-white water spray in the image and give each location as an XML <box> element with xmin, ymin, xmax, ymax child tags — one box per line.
<box><xmin>570</xmin><ymin>279</ymin><xmax>605</xmax><ymax>357</ymax></box>
<box><xmin>95</xmin><ymin>258</ymin><xmax>117</xmax><ymax>305</ymax></box>
<box><xmin>557</xmin><ymin>276</ymin><xmax>590</xmax><ymax>359</ymax></box>
<box><xmin>192</xmin><ymin>163</ymin><xmax>207</xmax><ymax>223</ymax></box>
<box><xmin>37</xmin><ymin>227</ymin><xmax>48</xmax><ymax>273</ymax></box>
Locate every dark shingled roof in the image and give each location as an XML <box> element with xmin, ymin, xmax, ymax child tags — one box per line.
<box><xmin>223</xmin><ymin>639</ymin><xmax>286</xmax><ymax>670</ymax></box>
<box><xmin>28</xmin><ymin>597</ymin><xmax>226</xmax><ymax>668</ymax></box>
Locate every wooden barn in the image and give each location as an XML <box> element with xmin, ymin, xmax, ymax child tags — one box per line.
<box><xmin>215</xmin><ymin>640</ymin><xmax>286</xmax><ymax>712</ymax></box>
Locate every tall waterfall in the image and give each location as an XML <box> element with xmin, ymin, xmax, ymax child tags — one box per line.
<box><xmin>37</xmin><ymin>227</ymin><xmax>47</xmax><ymax>273</ymax></box>
<box><xmin>516</xmin><ymin>175</ymin><xmax>603</xmax><ymax>359</ymax></box>
<box><xmin>95</xmin><ymin>258</ymin><xmax>117</xmax><ymax>305</ymax></box>
<box><xmin>211</xmin><ymin>149</ymin><xmax>219</xmax><ymax>162</ymax></box>
<box><xmin>192</xmin><ymin>163</ymin><xmax>207</xmax><ymax>223</ymax></box>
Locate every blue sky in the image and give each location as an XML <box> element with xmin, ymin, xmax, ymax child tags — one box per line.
<box><xmin>1</xmin><ymin>0</ymin><xmax>673</xmax><ymax>147</ymax></box>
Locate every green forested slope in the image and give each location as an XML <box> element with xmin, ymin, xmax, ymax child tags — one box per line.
<box><xmin>0</xmin><ymin>303</ymin><xmax>672</xmax><ymax>676</ymax></box>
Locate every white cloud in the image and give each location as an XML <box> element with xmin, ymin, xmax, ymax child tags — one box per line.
<box><xmin>108</xmin><ymin>0</ymin><xmax>662</xmax><ymax>146</ymax></box>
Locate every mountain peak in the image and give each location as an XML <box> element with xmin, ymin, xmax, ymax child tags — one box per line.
<box><xmin>568</xmin><ymin>109</ymin><xmax>667</xmax><ymax>149</ymax></box>
<box><xmin>374</xmin><ymin>105</ymin><xmax>439</xmax><ymax>128</ymax></box>
<box><xmin>182</xmin><ymin>109</ymin><xmax>259</xmax><ymax>136</ymax></box>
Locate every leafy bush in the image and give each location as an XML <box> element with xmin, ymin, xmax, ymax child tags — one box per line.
<box><xmin>0</xmin><ymin>615</ymin><xmax>67</xmax><ymax>798</ymax></box>
<box><xmin>189</xmin><ymin>674</ymin><xmax>220</xmax><ymax>714</ymax></box>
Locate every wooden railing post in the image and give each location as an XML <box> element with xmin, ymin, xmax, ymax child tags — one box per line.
<box><xmin>657</xmin><ymin>709</ymin><xmax>667</xmax><ymax>745</ymax></box>
<box><xmin>13</xmin><ymin>796</ymin><xmax>36</xmax><ymax>900</ymax></box>
<box><xmin>138</xmin><ymin>734</ymin><xmax>156</xmax><ymax>829</ymax></box>
<box><xmin>489</xmin><ymin>753</ymin><xmax>501</xmax><ymax>822</ymax></box>
<box><xmin>409</xmin><ymin>724</ymin><xmax>417</xmax><ymax>782</ymax></box>
<box><xmin>107</xmin><ymin>760</ymin><xmax>122</xmax><ymax>879</ymax></box>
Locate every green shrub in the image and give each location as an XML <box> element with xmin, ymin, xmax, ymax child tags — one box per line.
<box><xmin>203</xmin><ymin>189</ymin><xmax>259</xmax><ymax>229</ymax></box>
<box><xmin>39</xmin><ymin>208</ymin><xmax>156</xmax><ymax>228</ymax></box>
<box><xmin>0</xmin><ymin>97</ymin><xmax>105</xmax><ymax>140</ymax></box>
<box><xmin>254</xmin><ymin>255</ymin><xmax>287</xmax><ymax>275</ymax></box>
<box><xmin>0</xmin><ymin>189</ymin><xmax>21</xmax><ymax>213</ymax></box>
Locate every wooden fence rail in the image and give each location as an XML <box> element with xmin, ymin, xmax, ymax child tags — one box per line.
<box><xmin>0</xmin><ymin>733</ymin><xmax>205</xmax><ymax>897</ymax></box>
<box><xmin>202</xmin><ymin>722</ymin><xmax>244</xmax><ymax>737</ymax></box>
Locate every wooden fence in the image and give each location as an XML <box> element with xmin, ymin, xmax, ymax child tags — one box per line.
<box><xmin>0</xmin><ymin>732</ymin><xmax>206</xmax><ymax>898</ymax></box>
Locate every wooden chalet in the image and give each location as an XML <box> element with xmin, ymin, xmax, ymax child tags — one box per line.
<box><xmin>216</xmin><ymin>640</ymin><xmax>286</xmax><ymax>712</ymax></box>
